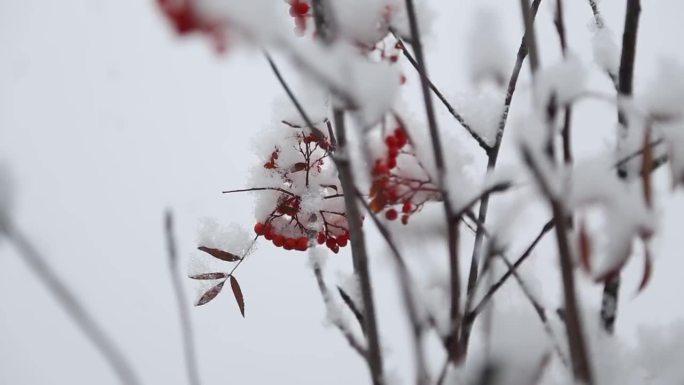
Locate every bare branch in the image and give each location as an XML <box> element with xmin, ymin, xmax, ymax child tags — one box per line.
<box><xmin>522</xmin><ymin>147</ymin><xmax>594</xmax><ymax>384</ymax></box>
<box><xmin>391</xmin><ymin>32</ymin><xmax>492</xmax><ymax>153</ymax></box>
<box><xmin>165</xmin><ymin>210</ymin><xmax>201</xmax><ymax>385</ymax></box>
<box><xmin>310</xmin><ymin>256</ymin><xmax>368</xmax><ymax>359</ymax></box>
<box><xmin>356</xmin><ymin>189</ymin><xmax>430</xmax><ymax>385</ymax></box>
<box><xmin>460</xmin><ymin>0</ymin><xmax>543</xmax><ymax>359</ymax></box>
<box><xmin>402</xmin><ymin>0</ymin><xmax>462</xmax><ymax>364</ymax></box>
<box><xmin>603</xmin><ymin>0</ymin><xmax>642</xmax><ymax>334</ymax></box>
<box><xmin>333</xmin><ymin>110</ymin><xmax>385</xmax><ymax>385</ymax></box>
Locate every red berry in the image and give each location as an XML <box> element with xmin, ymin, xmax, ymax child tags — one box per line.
<box><xmin>291</xmin><ymin>1</ymin><xmax>309</xmax><ymax>15</ymax></box>
<box><xmin>326</xmin><ymin>238</ymin><xmax>337</xmax><ymax>250</ymax></box>
<box><xmin>374</xmin><ymin>161</ymin><xmax>389</xmax><ymax>175</ymax></box>
<box><xmin>329</xmin><ymin>243</ymin><xmax>340</xmax><ymax>254</ymax></box>
<box><xmin>387</xmin><ymin>156</ymin><xmax>397</xmax><ymax>169</ymax></box>
<box><xmin>394</xmin><ymin>128</ymin><xmax>407</xmax><ymax>143</ymax></box>
<box><xmin>386</xmin><ymin>188</ymin><xmax>398</xmax><ymax>202</ymax></box>
<box><xmin>284</xmin><ymin>238</ymin><xmax>296</xmax><ymax>250</ymax></box>
<box><xmin>336</xmin><ymin>234</ymin><xmax>348</xmax><ymax>247</ymax></box>
<box><xmin>385</xmin><ymin>136</ymin><xmax>398</xmax><ymax>149</ymax></box>
<box><xmin>401</xmin><ymin>214</ymin><xmax>409</xmax><ymax>225</ymax></box>
<box><xmin>388</xmin><ymin>146</ymin><xmax>399</xmax><ymax>159</ymax></box>
<box><xmin>295</xmin><ymin>237</ymin><xmax>308</xmax><ymax>251</ymax></box>
<box><xmin>402</xmin><ymin>201</ymin><xmax>412</xmax><ymax>213</ymax></box>
<box><xmin>317</xmin><ymin>232</ymin><xmax>326</xmax><ymax>245</ymax></box>
<box><xmin>254</xmin><ymin>222</ymin><xmax>265</xmax><ymax>235</ymax></box>
<box><xmin>385</xmin><ymin>209</ymin><xmax>398</xmax><ymax>220</ymax></box>
<box><xmin>273</xmin><ymin>235</ymin><xmax>285</xmax><ymax>247</ymax></box>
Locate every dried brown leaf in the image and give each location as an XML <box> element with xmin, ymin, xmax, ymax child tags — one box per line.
<box><xmin>198</xmin><ymin>246</ymin><xmax>241</xmax><ymax>262</ymax></box>
<box><xmin>196</xmin><ymin>281</ymin><xmax>225</xmax><ymax>306</ymax></box>
<box><xmin>230</xmin><ymin>275</ymin><xmax>245</xmax><ymax>317</ymax></box>
<box><xmin>291</xmin><ymin>162</ymin><xmax>307</xmax><ymax>172</ymax></box>
<box><xmin>637</xmin><ymin>246</ymin><xmax>653</xmax><ymax>294</ymax></box>
<box><xmin>189</xmin><ymin>272</ymin><xmax>229</xmax><ymax>280</ymax></box>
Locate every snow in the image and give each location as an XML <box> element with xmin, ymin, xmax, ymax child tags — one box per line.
<box><xmin>566</xmin><ymin>157</ymin><xmax>656</xmax><ymax>279</ymax></box>
<box><xmin>657</xmin><ymin>121</ymin><xmax>684</xmax><ymax>186</ymax></box>
<box><xmin>452</xmin><ymin>84</ymin><xmax>505</xmax><ymax>148</ymax></box>
<box><xmin>636</xmin><ymin>321</ymin><xmax>684</xmax><ymax>385</ymax></box>
<box><xmin>591</xmin><ymin>26</ymin><xmax>620</xmax><ymax>77</ymax></box>
<box><xmin>534</xmin><ymin>55</ymin><xmax>588</xmax><ymax>109</ymax></box>
<box><xmin>466</xmin><ymin>7</ymin><xmax>509</xmax><ymax>86</ymax></box>
<box><xmin>331</xmin><ymin>0</ymin><xmax>395</xmax><ymax>47</ymax></box>
<box><xmin>196</xmin><ymin>218</ymin><xmax>255</xmax><ymax>256</ymax></box>
<box><xmin>640</xmin><ymin>58</ymin><xmax>684</xmax><ymax>121</ymax></box>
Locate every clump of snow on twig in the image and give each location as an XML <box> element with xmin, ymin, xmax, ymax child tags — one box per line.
<box><xmin>196</xmin><ymin>218</ymin><xmax>255</xmax><ymax>256</ymax></box>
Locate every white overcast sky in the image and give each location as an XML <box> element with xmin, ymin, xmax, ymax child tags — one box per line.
<box><xmin>2</xmin><ymin>0</ymin><xmax>684</xmax><ymax>384</ymax></box>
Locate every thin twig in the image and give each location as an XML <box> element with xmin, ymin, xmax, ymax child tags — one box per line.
<box><xmin>310</xmin><ymin>256</ymin><xmax>368</xmax><ymax>358</ymax></box>
<box><xmin>0</xmin><ymin>219</ymin><xmax>141</xmax><ymax>385</ymax></box>
<box><xmin>555</xmin><ymin>0</ymin><xmax>573</xmax><ymax>165</ymax></box>
<box><xmin>459</xmin><ymin>0</ymin><xmax>543</xmax><ymax>359</ymax></box>
<box><xmin>603</xmin><ymin>0</ymin><xmax>642</xmax><ymax>334</ymax></box>
<box><xmin>222</xmin><ymin>187</ymin><xmax>295</xmax><ymax>197</ymax></box>
<box><xmin>469</xmin><ymin>221</ymin><xmax>554</xmax><ymax>317</ymax></box>
<box><xmin>391</xmin><ymin>31</ymin><xmax>492</xmax><ymax>153</ymax></box>
<box><xmin>586</xmin><ymin>0</ymin><xmax>619</xmax><ymax>89</ymax></box>
<box><xmin>334</xmin><ymin>110</ymin><xmax>385</xmax><ymax>385</ymax></box>
<box><xmin>264</xmin><ymin>51</ymin><xmax>329</xmax><ymax>144</ymax></box>
<box><xmin>402</xmin><ymin>0</ymin><xmax>462</xmax><ymax>364</ymax></box>
<box><xmin>522</xmin><ymin>147</ymin><xmax>593</xmax><ymax>384</ymax></box>
<box><xmin>165</xmin><ymin>211</ymin><xmax>201</xmax><ymax>385</ymax></box>
<box><xmin>356</xmin><ymin>189</ymin><xmax>430</xmax><ymax>385</ymax></box>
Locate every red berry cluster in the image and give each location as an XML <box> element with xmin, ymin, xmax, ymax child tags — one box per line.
<box><xmin>369</xmin><ymin>126</ymin><xmax>438</xmax><ymax>224</ymax></box>
<box><xmin>251</xmin><ymin>125</ymin><xmax>351</xmax><ymax>254</ymax></box>
<box><xmin>157</xmin><ymin>0</ymin><xmax>227</xmax><ymax>52</ymax></box>
<box><xmin>254</xmin><ymin>222</ymin><xmax>310</xmax><ymax>251</ymax></box>
<box><xmin>288</xmin><ymin>0</ymin><xmax>310</xmax><ymax>34</ymax></box>
<box><xmin>316</xmin><ymin>230</ymin><xmax>349</xmax><ymax>254</ymax></box>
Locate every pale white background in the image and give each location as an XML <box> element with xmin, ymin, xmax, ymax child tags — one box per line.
<box><xmin>2</xmin><ymin>1</ymin><xmax>684</xmax><ymax>384</ymax></box>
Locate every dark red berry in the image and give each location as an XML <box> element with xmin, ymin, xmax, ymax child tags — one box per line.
<box><xmin>402</xmin><ymin>201</ymin><xmax>412</xmax><ymax>213</ymax></box>
<box><xmin>273</xmin><ymin>235</ymin><xmax>285</xmax><ymax>247</ymax></box>
<box><xmin>385</xmin><ymin>209</ymin><xmax>398</xmax><ymax>220</ymax></box>
<box><xmin>254</xmin><ymin>222</ymin><xmax>265</xmax><ymax>235</ymax></box>
<box><xmin>385</xmin><ymin>136</ymin><xmax>398</xmax><ymax>149</ymax></box>
<box><xmin>295</xmin><ymin>237</ymin><xmax>308</xmax><ymax>251</ymax></box>
<box><xmin>336</xmin><ymin>234</ymin><xmax>348</xmax><ymax>247</ymax></box>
